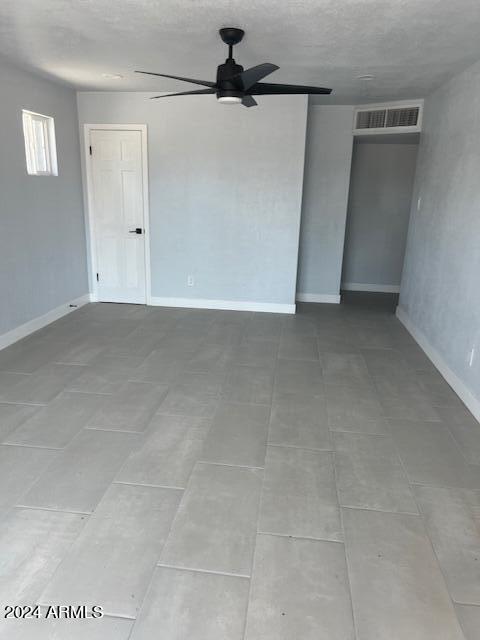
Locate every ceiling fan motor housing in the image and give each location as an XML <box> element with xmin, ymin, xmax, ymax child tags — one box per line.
<box><xmin>216</xmin><ymin>61</ymin><xmax>244</xmax><ymax>100</ymax></box>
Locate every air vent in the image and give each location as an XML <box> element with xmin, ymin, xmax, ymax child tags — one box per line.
<box><xmin>386</xmin><ymin>107</ymin><xmax>419</xmax><ymax>128</ymax></box>
<box><xmin>356</xmin><ymin>109</ymin><xmax>386</xmax><ymax>129</ymax></box>
<box><xmin>353</xmin><ymin>101</ymin><xmax>423</xmax><ymax>135</ymax></box>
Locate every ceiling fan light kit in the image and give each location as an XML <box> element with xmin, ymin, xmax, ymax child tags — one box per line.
<box><xmin>136</xmin><ymin>27</ymin><xmax>332</xmax><ymax>108</ymax></box>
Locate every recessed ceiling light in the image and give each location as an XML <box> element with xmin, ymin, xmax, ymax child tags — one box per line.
<box><xmin>102</xmin><ymin>73</ymin><xmax>123</xmax><ymax>80</ymax></box>
<box><xmin>357</xmin><ymin>74</ymin><xmax>374</xmax><ymax>80</ymax></box>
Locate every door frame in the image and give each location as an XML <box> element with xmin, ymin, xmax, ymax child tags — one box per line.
<box><xmin>83</xmin><ymin>123</ymin><xmax>151</xmax><ymax>304</ymax></box>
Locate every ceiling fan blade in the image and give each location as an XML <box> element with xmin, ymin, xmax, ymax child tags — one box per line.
<box><xmin>151</xmin><ymin>88</ymin><xmax>216</xmax><ymax>99</ymax></box>
<box><xmin>241</xmin><ymin>95</ymin><xmax>258</xmax><ymax>108</ymax></box>
<box><xmin>249</xmin><ymin>82</ymin><xmax>332</xmax><ymax>95</ymax></box>
<box><xmin>136</xmin><ymin>70</ymin><xmax>216</xmax><ymax>88</ymax></box>
<box><xmin>230</xmin><ymin>63</ymin><xmax>279</xmax><ymax>91</ymax></box>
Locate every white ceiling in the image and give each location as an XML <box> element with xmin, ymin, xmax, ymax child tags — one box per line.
<box><xmin>1</xmin><ymin>0</ymin><xmax>480</xmax><ymax>103</ymax></box>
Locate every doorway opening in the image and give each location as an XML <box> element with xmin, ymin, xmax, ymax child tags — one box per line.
<box><xmin>341</xmin><ymin>132</ymin><xmax>419</xmax><ymax>311</ymax></box>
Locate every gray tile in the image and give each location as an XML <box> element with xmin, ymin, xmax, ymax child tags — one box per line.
<box><xmin>185</xmin><ymin>344</ymin><xmax>233</xmax><ymax>373</ymax></box>
<box><xmin>0</xmin><ymin>616</ymin><xmax>133</xmax><ymax>640</ymax></box>
<box><xmin>334</xmin><ymin>432</ymin><xmax>418</xmax><ymax>513</ymax></box>
<box><xmin>0</xmin><ymin>403</ymin><xmax>39</xmax><ymax>440</ymax></box>
<box><xmin>117</xmin><ymin>414</ymin><xmax>212</xmax><ymax>488</ymax></box>
<box><xmin>268</xmin><ymin>391</ymin><xmax>331</xmax><ymax>450</ymax></box>
<box><xmin>130</xmin><ymin>567</ymin><xmax>249</xmax><ymax>640</ymax></box>
<box><xmin>53</xmin><ymin>339</ymin><xmax>106</xmax><ymax>365</ymax></box>
<box><xmin>6</xmin><ymin>392</ymin><xmax>104</xmax><ymax>448</ymax></box>
<box><xmin>157</xmin><ymin>372</ymin><xmax>222</xmax><ymax>418</ymax></box>
<box><xmin>244</xmin><ymin>316</ymin><xmax>283</xmax><ymax>341</ymax></box>
<box><xmin>455</xmin><ymin>604</ymin><xmax>480</xmax><ymax>640</ymax></box>
<box><xmin>129</xmin><ymin>348</ymin><xmax>192</xmax><ymax>384</ymax></box>
<box><xmin>67</xmin><ymin>355</ymin><xmax>146</xmax><ymax>394</ymax></box>
<box><xmin>352</xmin><ymin>326</ymin><xmax>396</xmax><ymax>349</ymax></box>
<box><xmin>274</xmin><ymin>359</ymin><xmax>322</xmax><ymax>395</ymax></box>
<box><xmin>0</xmin><ymin>338</ymin><xmax>67</xmax><ymax>373</ymax></box>
<box><xmin>282</xmin><ymin>316</ymin><xmax>318</xmax><ymax>337</ymax></box>
<box><xmin>161</xmin><ymin>462</ymin><xmax>262</xmax><ymax>576</ymax></box>
<box><xmin>0</xmin><ymin>364</ymin><xmax>84</xmax><ymax>404</ymax></box>
<box><xmin>321</xmin><ymin>352</ymin><xmax>373</xmax><ymax>388</ymax></box>
<box><xmin>222</xmin><ymin>365</ymin><xmax>274</xmax><ymax>405</ymax></box>
<box><xmin>39</xmin><ymin>483</ymin><xmax>181</xmax><ymax>618</ymax></box>
<box><xmin>244</xmin><ymin>534</ymin><xmax>355</xmax><ymax>640</ymax></box>
<box><xmin>200</xmin><ymin>402</ymin><xmax>270</xmax><ymax>468</ymax></box>
<box><xmin>325</xmin><ymin>383</ymin><xmax>383</xmax><ymax>430</ymax></box>
<box><xmin>361</xmin><ymin>348</ymin><xmax>410</xmax><ymax>377</ymax></box>
<box><xmin>259</xmin><ymin>447</ymin><xmax>341</xmax><ymax>541</ymax></box>
<box><xmin>377</xmin><ymin>387</ymin><xmax>441</xmax><ymax>421</ymax></box>
<box><xmin>343</xmin><ymin>508</ymin><xmax>464</xmax><ymax>640</ymax></box>
<box><xmin>0</xmin><ymin>508</ymin><xmax>87</xmax><ymax>604</ymax></box>
<box><xmin>414</xmin><ymin>485</ymin><xmax>480</xmax><ymax>604</ymax></box>
<box><xmin>20</xmin><ymin>429</ymin><xmax>138</xmax><ymax>512</ymax></box>
<box><xmin>229</xmin><ymin>339</ymin><xmax>278</xmax><ymax>368</ymax></box>
<box><xmin>0</xmin><ymin>445</ymin><xmax>57</xmax><ymax>508</ymax></box>
<box><xmin>278</xmin><ymin>336</ymin><xmax>319</xmax><ymax>361</ymax></box>
<box><xmin>389</xmin><ymin>418</ymin><xmax>480</xmax><ymax>489</ymax></box>
<box><xmin>205</xmin><ymin>322</ymin><xmax>245</xmax><ymax>346</ymax></box>
<box><xmin>436</xmin><ymin>405</ymin><xmax>480</xmax><ymax>464</ymax></box>
<box><xmin>87</xmin><ymin>381</ymin><xmax>167</xmax><ymax>432</ymax></box>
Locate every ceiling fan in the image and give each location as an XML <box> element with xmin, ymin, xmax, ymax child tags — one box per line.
<box><xmin>136</xmin><ymin>27</ymin><xmax>332</xmax><ymax>107</ymax></box>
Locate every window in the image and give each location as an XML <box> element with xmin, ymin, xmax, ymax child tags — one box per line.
<box><xmin>22</xmin><ymin>110</ymin><xmax>58</xmax><ymax>176</ymax></box>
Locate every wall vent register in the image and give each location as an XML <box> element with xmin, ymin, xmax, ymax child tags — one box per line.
<box><xmin>353</xmin><ymin>101</ymin><xmax>423</xmax><ymax>135</ymax></box>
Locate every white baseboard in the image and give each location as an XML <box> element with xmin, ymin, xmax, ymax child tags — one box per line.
<box><xmin>296</xmin><ymin>293</ymin><xmax>341</xmax><ymax>304</ymax></box>
<box><xmin>149</xmin><ymin>296</ymin><xmax>296</xmax><ymax>314</ymax></box>
<box><xmin>0</xmin><ymin>294</ymin><xmax>91</xmax><ymax>351</ymax></box>
<box><xmin>342</xmin><ymin>282</ymin><xmax>400</xmax><ymax>293</ymax></box>
<box><xmin>396</xmin><ymin>306</ymin><xmax>480</xmax><ymax>423</ymax></box>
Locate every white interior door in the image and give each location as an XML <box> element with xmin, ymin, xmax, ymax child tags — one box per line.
<box><xmin>90</xmin><ymin>129</ymin><xmax>147</xmax><ymax>303</ymax></box>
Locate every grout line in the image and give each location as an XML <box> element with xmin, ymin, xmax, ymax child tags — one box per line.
<box><xmin>267</xmin><ymin>442</ymin><xmax>334</xmax><ymax>453</ymax></box>
<box><xmin>196</xmin><ymin>460</ymin><xmax>264</xmax><ymax>471</ymax></box>
<box><xmin>340</xmin><ymin>504</ymin><xmax>420</xmax><ymax>516</ymax></box>
<box><xmin>85</xmin><ymin>426</ymin><xmax>143</xmax><ymax>435</ymax></box>
<box><xmin>331</xmin><ymin>444</ymin><xmax>360</xmax><ymax>640</ymax></box>
<box><xmin>257</xmin><ymin>531</ymin><xmax>344</xmax><ymax>544</ymax></box>
<box><xmin>113</xmin><ymin>480</ymin><xmax>185</xmax><ymax>491</ymax></box>
<box><xmin>1</xmin><ymin>441</ymin><xmax>62</xmax><ymax>451</ymax></box>
<box><xmin>156</xmin><ymin>562</ymin><xmax>250</xmax><ymax>579</ymax></box>
<box><xmin>14</xmin><ymin>504</ymin><xmax>91</xmax><ymax>516</ymax></box>
<box><xmin>0</xmin><ymin>400</ymin><xmax>47</xmax><ymax>407</ymax></box>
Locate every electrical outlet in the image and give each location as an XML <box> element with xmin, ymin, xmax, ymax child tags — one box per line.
<box><xmin>187</xmin><ymin>275</ymin><xmax>194</xmax><ymax>287</ymax></box>
<box><xmin>469</xmin><ymin>347</ymin><xmax>476</xmax><ymax>367</ymax></box>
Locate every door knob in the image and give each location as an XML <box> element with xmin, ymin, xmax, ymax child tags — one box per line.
<box><xmin>129</xmin><ymin>228</ymin><xmax>143</xmax><ymax>234</ymax></box>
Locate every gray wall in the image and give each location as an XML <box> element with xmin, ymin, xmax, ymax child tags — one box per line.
<box><xmin>400</xmin><ymin>59</ymin><xmax>480</xmax><ymax>403</ymax></box>
<box><xmin>342</xmin><ymin>139</ymin><xmax>418</xmax><ymax>289</ymax></box>
<box><xmin>0</xmin><ymin>56</ymin><xmax>88</xmax><ymax>335</ymax></box>
<box><xmin>297</xmin><ymin>105</ymin><xmax>354</xmax><ymax>299</ymax></box>
<box><xmin>77</xmin><ymin>92</ymin><xmax>308</xmax><ymax>307</ymax></box>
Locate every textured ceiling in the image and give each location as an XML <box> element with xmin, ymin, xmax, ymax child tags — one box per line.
<box><xmin>1</xmin><ymin>0</ymin><xmax>480</xmax><ymax>103</ymax></box>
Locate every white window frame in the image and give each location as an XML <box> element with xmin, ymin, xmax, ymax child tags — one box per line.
<box><xmin>22</xmin><ymin>110</ymin><xmax>58</xmax><ymax>176</ymax></box>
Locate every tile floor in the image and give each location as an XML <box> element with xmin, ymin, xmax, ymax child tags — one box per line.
<box><xmin>0</xmin><ymin>293</ymin><xmax>479</xmax><ymax>639</ymax></box>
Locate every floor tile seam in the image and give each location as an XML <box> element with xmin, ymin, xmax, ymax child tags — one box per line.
<box><xmin>84</xmin><ymin>425</ymin><xmax>145</xmax><ymax>435</ymax></box>
<box><xmin>331</xmin><ymin>443</ymin><xmax>360</xmax><ymax>640</ymax></box>
<box><xmin>13</xmin><ymin>503</ymin><xmax>91</xmax><ymax>516</ymax></box>
<box><xmin>113</xmin><ymin>480</ymin><xmax>185</xmax><ymax>492</ymax></box>
<box><xmin>400</xmin><ymin>462</ymin><xmax>468</xmax><ymax>630</ymax></box>
<box><xmin>1</xmin><ymin>441</ymin><xmax>63</xmax><ymax>451</ymax></box>
<box><xmin>256</xmin><ymin>530</ymin><xmax>345</xmax><ymax>545</ymax></box>
<box><xmin>0</xmin><ymin>400</ymin><xmax>47</xmax><ymax>407</ymax></box>
<box><xmin>156</xmin><ymin>562</ymin><xmax>251</xmax><ymax>580</ymax></box>
<box><xmin>196</xmin><ymin>460</ymin><xmax>265</xmax><ymax>471</ymax></box>
<box><xmin>267</xmin><ymin>442</ymin><xmax>334</xmax><ymax>453</ymax></box>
